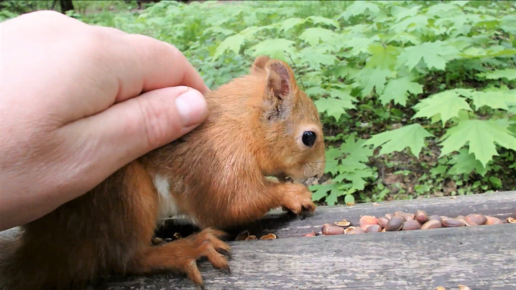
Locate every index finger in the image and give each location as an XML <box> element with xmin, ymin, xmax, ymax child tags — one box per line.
<box><xmin>109</xmin><ymin>32</ymin><xmax>210</xmax><ymax>102</ymax></box>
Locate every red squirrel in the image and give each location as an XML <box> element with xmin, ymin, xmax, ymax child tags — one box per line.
<box><xmin>0</xmin><ymin>55</ymin><xmax>325</xmax><ymax>289</ymax></box>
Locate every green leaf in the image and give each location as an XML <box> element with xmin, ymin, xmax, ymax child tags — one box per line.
<box><xmin>365</xmin><ymin>43</ymin><xmax>402</xmax><ymax>70</ymax></box>
<box><xmin>307</xmin><ymin>16</ymin><xmax>340</xmax><ymax>29</ymax></box>
<box><xmin>279</xmin><ymin>17</ymin><xmax>305</xmax><ymax>32</ymax></box>
<box><xmin>338</xmin><ymin>1</ymin><xmax>380</xmax><ymax>21</ymax></box>
<box><xmin>396</xmin><ymin>41</ymin><xmax>460</xmax><ymax>71</ymax></box>
<box><xmin>335</xmin><ymin>170</ymin><xmax>373</xmax><ymax>190</ymax></box>
<box><xmin>363</xmin><ymin>124</ymin><xmax>433</xmax><ymax>157</ymax></box>
<box><xmin>248</xmin><ymin>38</ymin><xmax>295</xmax><ymax>60</ymax></box>
<box><xmin>468</xmin><ymin>90</ymin><xmax>516</xmax><ymax>111</ymax></box>
<box><xmin>448</xmin><ymin>148</ymin><xmax>488</xmax><ymax>176</ymax></box>
<box><xmin>339</xmin><ymin>133</ymin><xmax>374</xmax><ymax>164</ymax></box>
<box><xmin>310</xmin><ymin>183</ymin><xmax>335</xmax><ymax>201</ymax></box>
<box><xmin>213</xmin><ymin>34</ymin><xmax>245</xmax><ymax>59</ymax></box>
<box><xmin>341</xmin><ymin>36</ymin><xmax>381</xmax><ymax>56</ymax></box>
<box><xmin>476</xmin><ymin>69</ymin><xmax>516</xmax><ymax>81</ymax></box>
<box><xmin>299</xmin><ymin>27</ymin><xmax>339</xmax><ymax>46</ymax></box>
<box><xmin>355</xmin><ymin>68</ymin><xmax>392</xmax><ymax>97</ymax></box>
<box><xmin>324</xmin><ymin>147</ymin><xmax>342</xmax><ymax>175</ymax></box>
<box><xmin>439</xmin><ymin>120</ymin><xmax>516</xmax><ymax>168</ymax></box>
<box><xmin>344</xmin><ymin>194</ymin><xmax>355</xmax><ymax>204</ymax></box>
<box><xmin>379</xmin><ymin>77</ymin><xmax>423</xmax><ymax>106</ymax></box>
<box><xmin>314</xmin><ymin>94</ymin><xmax>356</xmax><ymax>120</ymax></box>
<box><xmin>412</xmin><ymin>89</ymin><xmax>474</xmax><ymax>126</ymax></box>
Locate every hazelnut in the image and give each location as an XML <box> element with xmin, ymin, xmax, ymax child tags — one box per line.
<box><xmin>151</xmin><ymin>237</ymin><xmax>164</xmax><ymax>245</ymax></box>
<box><xmin>378</xmin><ymin>217</ymin><xmax>389</xmax><ymax>228</ymax></box>
<box><xmin>402</xmin><ymin>220</ymin><xmax>421</xmax><ymax>231</ymax></box>
<box><xmin>303</xmin><ymin>231</ymin><xmax>317</xmax><ymax>237</ymax></box>
<box><xmin>359</xmin><ymin>216</ymin><xmax>378</xmax><ymax>231</ymax></box>
<box><xmin>458</xmin><ymin>285</ymin><xmax>471</xmax><ymax>290</ymax></box>
<box><xmin>467</xmin><ymin>214</ymin><xmax>484</xmax><ymax>224</ymax></box>
<box><xmin>322</xmin><ymin>224</ymin><xmax>345</xmax><ymax>235</ymax></box>
<box><xmin>415</xmin><ymin>210</ymin><xmax>429</xmax><ymax>224</ymax></box>
<box><xmin>260</xmin><ymin>233</ymin><xmax>277</xmax><ymax>240</ymax></box>
<box><xmin>506</xmin><ymin>217</ymin><xmax>516</xmax><ymax>223</ymax></box>
<box><xmin>385</xmin><ymin>216</ymin><xmax>404</xmax><ymax>231</ymax></box>
<box><xmin>395</xmin><ymin>211</ymin><xmax>414</xmax><ymax>221</ymax></box>
<box><xmin>385</xmin><ymin>213</ymin><xmax>394</xmax><ymax>219</ymax></box>
<box><xmin>346</xmin><ymin>227</ymin><xmax>365</xmax><ymax>234</ymax></box>
<box><xmin>245</xmin><ymin>235</ymin><xmax>257</xmax><ymax>240</ymax></box>
<box><xmin>235</xmin><ymin>230</ymin><xmax>250</xmax><ymax>241</ymax></box>
<box><xmin>421</xmin><ymin>220</ymin><xmax>442</xmax><ymax>230</ymax></box>
<box><xmin>442</xmin><ymin>219</ymin><xmax>465</xmax><ymax>227</ymax></box>
<box><xmin>429</xmin><ymin>215</ymin><xmax>442</xmax><ymax>222</ymax></box>
<box><xmin>485</xmin><ymin>216</ymin><xmax>503</xmax><ymax>225</ymax></box>
<box><xmin>334</xmin><ymin>219</ymin><xmax>351</xmax><ymax>227</ymax></box>
<box><xmin>365</xmin><ymin>224</ymin><xmax>382</xmax><ymax>233</ymax></box>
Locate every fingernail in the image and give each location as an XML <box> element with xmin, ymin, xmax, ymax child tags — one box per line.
<box><xmin>175</xmin><ymin>89</ymin><xmax>207</xmax><ymax>127</ymax></box>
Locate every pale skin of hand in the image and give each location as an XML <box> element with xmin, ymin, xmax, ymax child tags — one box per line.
<box><xmin>0</xmin><ymin>11</ymin><xmax>210</xmax><ymax>231</ymax></box>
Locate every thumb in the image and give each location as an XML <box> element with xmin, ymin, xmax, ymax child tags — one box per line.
<box><xmin>60</xmin><ymin>86</ymin><xmax>207</xmax><ymax>181</ymax></box>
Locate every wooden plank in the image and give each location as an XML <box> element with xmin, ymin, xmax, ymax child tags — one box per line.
<box><xmin>106</xmin><ymin>223</ymin><xmax>516</xmax><ymax>290</ymax></box>
<box><xmin>156</xmin><ymin>191</ymin><xmax>516</xmax><ymax>239</ymax></box>
<box><xmin>2</xmin><ymin>191</ymin><xmax>516</xmax><ymax>289</ymax></box>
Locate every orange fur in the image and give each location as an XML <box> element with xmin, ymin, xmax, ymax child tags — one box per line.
<box><xmin>0</xmin><ymin>56</ymin><xmax>325</xmax><ymax>289</ymax></box>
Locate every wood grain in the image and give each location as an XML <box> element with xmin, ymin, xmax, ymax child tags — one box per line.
<box><xmin>107</xmin><ymin>224</ymin><xmax>516</xmax><ymax>290</ymax></box>
<box><xmin>2</xmin><ymin>191</ymin><xmax>516</xmax><ymax>290</ymax></box>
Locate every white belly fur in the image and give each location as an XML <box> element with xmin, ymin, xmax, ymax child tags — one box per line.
<box><xmin>153</xmin><ymin>173</ymin><xmax>179</xmax><ymax>221</ymax></box>
<box><xmin>152</xmin><ymin>173</ymin><xmax>199</xmax><ymax>226</ymax></box>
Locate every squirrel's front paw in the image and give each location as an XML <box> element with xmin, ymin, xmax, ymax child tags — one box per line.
<box><xmin>280</xmin><ymin>183</ymin><xmax>316</xmax><ymax>215</ymax></box>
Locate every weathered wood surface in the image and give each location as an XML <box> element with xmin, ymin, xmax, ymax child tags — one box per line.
<box><xmin>106</xmin><ymin>191</ymin><xmax>516</xmax><ymax>290</ymax></box>
<box><xmin>157</xmin><ymin>190</ymin><xmax>516</xmax><ymax>239</ymax></box>
<box><xmin>107</xmin><ymin>224</ymin><xmax>516</xmax><ymax>290</ymax></box>
<box><xmin>2</xmin><ymin>191</ymin><xmax>516</xmax><ymax>289</ymax></box>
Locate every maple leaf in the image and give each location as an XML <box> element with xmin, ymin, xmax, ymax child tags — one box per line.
<box><xmin>338</xmin><ymin>1</ymin><xmax>380</xmax><ymax>21</ymax></box>
<box><xmin>341</xmin><ymin>36</ymin><xmax>380</xmax><ymax>56</ymax></box>
<box><xmin>439</xmin><ymin>120</ymin><xmax>516</xmax><ymax>168</ymax></box>
<box><xmin>379</xmin><ymin>77</ymin><xmax>423</xmax><ymax>106</ymax></box>
<box><xmin>354</xmin><ymin>68</ymin><xmax>393</xmax><ymax>97</ymax></box>
<box><xmin>299</xmin><ymin>28</ymin><xmax>339</xmax><ymax>46</ymax></box>
<box><xmin>296</xmin><ymin>47</ymin><xmax>337</xmax><ymax>67</ymax></box>
<box><xmin>339</xmin><ymin>133</ymin><xmax>374</xmax><ymax>164</ymax></box>
<box><xmin>476</xmin><ymin>69</ymin><xmax>516</xmax><ymax>81</ymax></box>
<box><xmin>248</xmin><ymin>38</ymin><xmax>295</xmax><ymax>60</ymax></box>
<box><xmin>310</xmin><ymin>183</ymin><xmax>338</xmax><ymax>202</ymax></box>
<box><xmin>412</xmin><ymin>89</ymin><xmax>474</xmax><ymax>126</ymax></box>
<box><xmin>278</xmin><ymin>17</ymin><xmax>305</xmax><ymax>32</ymax></box>
<box><xmin>390</xmin><ymin>14</ymin><xmax>429</xmax><ymax>35</ymax></box>
<box><xmin>363</xmin><ymin>124</ymin><xmax>434</xmax><ymax>157</ymax></box>
<box><xmin>365</xmin><ymin>43</ymin><xmax>402</xmax><ymax>70</ymax></box>
<box><xmin>314</xmin><ymin>90</ymin><xmax>356</xmax><ymax>121</ymax></box>
<box><xmin>324</xmin><ymin>147</ymin><xmax>342</xmax><ymax>176</ymax></box>
<box><xmin>468</xmin><ymin>90</ymin><xmax>516</xmax><ymax>111</ymax></box>
<box><xmin>390</xmin><ymin>5</ymin><xmax>422</xmax><ymax>22</ymax></box>
<box><xmin>213</xmin><ymin>34</ymin><xmax>245</xmax><ymax>59</ymax></box>
<box><xmin>396</xmin><ymin>41</ymin><xmax>460</xmax><ymax>71</ymax></box>
<box><xmin>306</xmin><ymin>16</ymin><xmax>340</xmax><ymax>29</ymax></box>
<box><xmin>448</xmin><ymin>148</ymin><xmax>489</xmax><ymax>176</ymax></box>
<box><xmin>335</xmin><ymin>170</ymin><xmax>372</xmax><ymax>191</ymax></box>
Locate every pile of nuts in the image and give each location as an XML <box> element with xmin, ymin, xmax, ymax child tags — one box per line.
<box><xmin>234</xmin><ymin>231</ymin><xmax>277</xmax><ymax>241</ymax></box>
<box><xmin>306</xmin><ymin>210</ymin><xmax>515</xmax><ymax>237</ymax></box>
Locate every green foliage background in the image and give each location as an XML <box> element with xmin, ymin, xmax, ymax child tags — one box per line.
<box><xmin>3</xmin><ymin>0</ymin><xmax>516</xmax><ymax>205</ymax></box>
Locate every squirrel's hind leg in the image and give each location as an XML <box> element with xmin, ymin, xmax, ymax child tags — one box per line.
<box><xmin>127</xmin><ymin>228</ymin><xmax>231</xmax><ymax>287</ymax></box>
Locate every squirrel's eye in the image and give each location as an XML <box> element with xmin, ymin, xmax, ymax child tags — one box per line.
<box><xmin>302</xmin><ymin>131</ymin><xmax>316</xmax><ymax>147</ymax></box>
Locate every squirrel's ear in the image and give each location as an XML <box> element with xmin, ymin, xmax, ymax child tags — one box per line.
<box><xmin>265</xmin><ymin>61</ymin><xmax>291</xmax><ymax>99</ymax></box>
<box><xmin>250</xmin><ymin>55</ymin><xmax>270</xmax><ymax>74</ymax></box>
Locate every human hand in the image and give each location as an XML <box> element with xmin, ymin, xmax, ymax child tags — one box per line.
<box><xmin>0</xmin><ymin>11</ymin><xmax>209</xmax><ymax>230</ymax></box>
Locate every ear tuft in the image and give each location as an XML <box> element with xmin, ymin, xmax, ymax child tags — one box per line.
<box><xmin>250</xmin><ymin>55</ymin><xmax>270</xmax><ymax>74</ymax></box>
